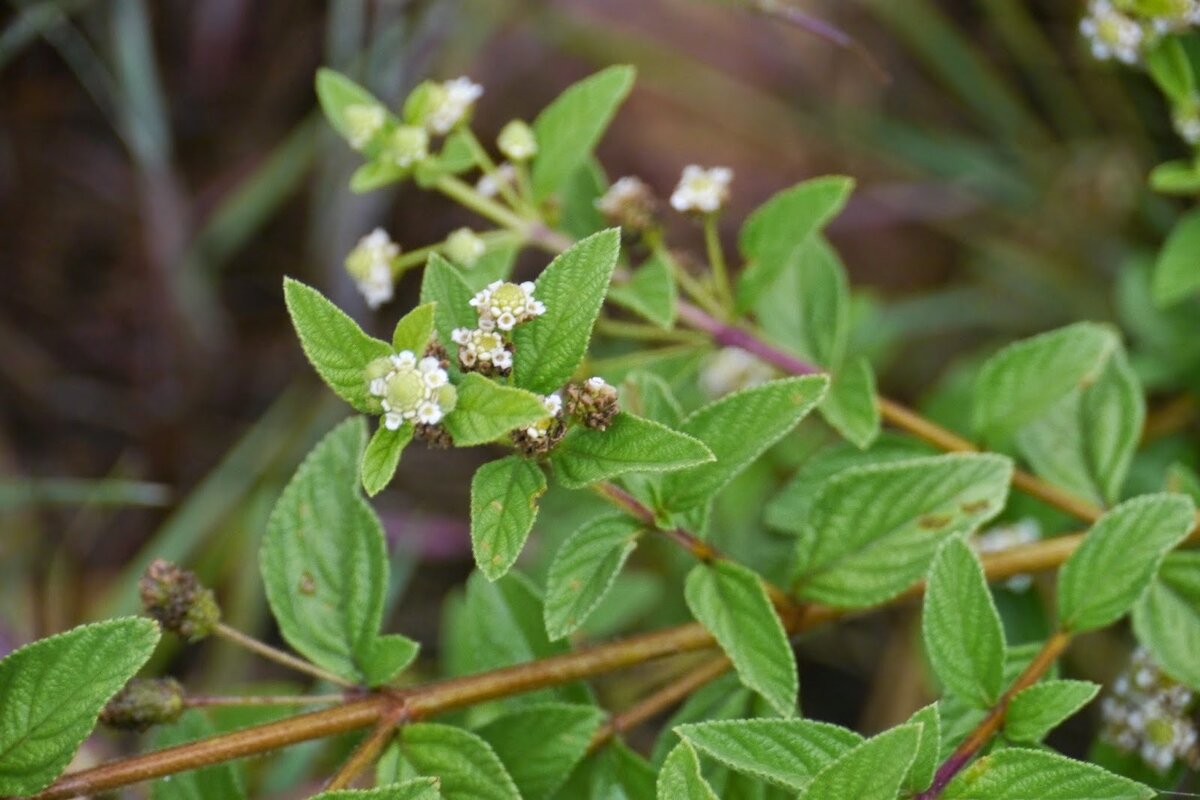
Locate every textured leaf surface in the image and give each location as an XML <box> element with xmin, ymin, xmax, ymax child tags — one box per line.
<box><xmin>392</xmin><ymin>303</ymin><xmax>437</xmax><ymax>353</ymax></box>
<box><xmin>656</xmin><ymin>742</ymin><xmax>719</xmax><ymax>800</ymax></box>
<box><xmin>1016</xmin><ymin>348</ymin><xmax>1143</xmax><ymax>506</ymax></box>
<box><xmin>152</xmin><ymin>711</ymin><xmax>246</xmax><ymax>800</ymax></box>
<box><xmin>556</xmin><ymin>740</ymin><xmax>656</xmax><ymax>800</ymax></box>
<box><xmin>312</xmin><ymin>780</ymin><xmax>440</xmax><ymax>800</ymax></box>
<box><xmin>400</xmin><ymin>723</ymin><xmax>520</xmax><ymax>800</ymax></box>
<box><xmin>0</xmin><ymin>618</ymin><xmax>159</xmax><ymax>795</ymax></box>
<box><xmin>1132</xmin><ymin>552</ymin><xmax>1200</xmax><ymax>690</ymax></box>
<box><xmin>818</xmin><ymin>356</ymin><xmax>881</xmax><ymax>449</ymax></box>
<box><xmin>685</xmin><ymin>561</ymin><xmax>797</xmax><ymax>717</ymax></box>
<box><xmin>753</xmin><ymin>236</ymin><xmax>850</xmax><ymax>369</ymax></box>
<box><xmin>608</xmin><ymin>251</ymin><xmax>677</xmax><ymax>328</ymax></box>
<box><xmin>973</xmin><ymin>322</ymin><xmax>1119</xmax><ymax>442</ymax></box>
<box><xmin>443</xmin><ymin>374</ymin><xmax>548</xmax><ymax>447</ymax></box>
<box><xmin>471</xmin><ymin>456</ymin><xmax>547</xmax><ymax>580</ymax></box>
<box><xmin>1058</xmin><ymin>493</ymin><xmax>1195</xmax><ymax>632</ymax></box>
<box><xmin>661</xmin><ymin>376</ymin><xmax>828</xmax><ymax>511</ymax></box>
<box><xmin>797</xmin><ymin>725</ymin><xmax>921</xmax><ymax>800</ymax></box>
<box><xmin>512</xmin><ymin>230</ymin><xmax>621</xmax><ymax>394</ymax></box>
<box><xmin>943</xmin><ymin>748</ymin><xmax>1154</xmax><ymax>799</ymax></box>
<box><xmin>477</xmin><ymin>703</ymin><xmax>604</xmax><ymax>800</ymax></box>
<box><xmin>792</xmin><ymin>454</ymin><xmax>1012</xmax><ymax>607</ymax></box>
<box><xmin>531</xmin><ymin>67</ymin><xmax>635</xmax><ymax>200</ymax></box>
<box><xmin>1005</xmin><ymin>680</ymin><xmax>1098</xmax><ymax>743</ymax></box>
<box><xmin>901</xmin><ymin>704</ymin><xmax>941</xmax><ymax>795</ymax></box>
<box><xmin>361</xmin><ymin>423</ymin><xmax>412</xmax><ymax>497</ymax></box>
<box><xmin>284</xmin><ymin>278</ymin><xmax>391</xmax><ymax>412</ymax></box>
<box><xmin>922</xmin><ymin>539</ymin><xmax>1006</xmax><ymax>708</ymax></box>
<box><xmin>621</xmin><ymin>371</ymin><xmax>684</xmax><ymax>427</ymax></box>
<box><xmin>550</xmin><ymin>412</ymin><xmax>713</xmax><ymax>490</ymax></box>
<box><xmin>1153</xmin><ymin>208</ymin><xmax>1200</xmax><ymax>307</ymax></box>
<box><xmin>676</xmin><ymin>719</ymin><xmax>862</xmax><ymax>792</ymax></box>
<box><xmin>420</xmin><ymin>254</ymin><xmax>478</xmax><ymax>360</ymax></box>
<box><xmin>544</xmin><ymin>515</ymin><xmax>643</xmax><ymax>640</ymax></box>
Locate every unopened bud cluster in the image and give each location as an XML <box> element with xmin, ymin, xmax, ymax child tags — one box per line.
<box><xmin>345</xmin><ymin>228</ymin><xmax>400</xmax><ymax>309</ymax></box>
<box><xmin>366</xmin><ymin>351</ymin><xmax>456</xmax><ymax>429</ymax></box>
<box><xmin>565</xmin><ymin>377</ymin><xmax>620</xmax><ymax>431</ymax></box>
<box><xmin>100</xmin><ymin>678</ymin><xmax>184</xmax><ymax>731</ymax></box>
<box><xmin>1100</xmin><ymin>647</ymin><xmax>1199</xmax><ymax>773</ymax></box>
<box><xmin>139</xmin><ymin>559</ymin><xmax>221</xmax><ymax>641</ymax></box>
<box><xmin>512</xmin><ymin>393</ymin><xmax>566</xmax><ymax>456</ymax></box>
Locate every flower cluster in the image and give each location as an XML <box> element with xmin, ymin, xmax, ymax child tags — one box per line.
<box><xmin>1101</xmin><ymin>647</ymin><xmax>1199</xmax><ymax>773</ymax></box>
<box><xmin>971</xmin><ymin>519</ymin><xmax>1040</xmax><ymax>592</ymax></box>
<box><xmin>424</xmin><ymin>77</ymin><xmax>483</xmax><ymax>135</ymax></box>
<box><xmin>366</xmin><ymin>351</ymin><xmax>457</xmax><ymax>429</ymax></box>
<box><xmin>452</xmin><ymin>325</ymin><xmax>512</xmax><ymax>373</ymax></box>
<box><xmin>670</xmin><ymin>165</ymin><xmax>732</xmax><ymax>214</ymax></box>
<box><xmin>345</xmin><ymin>228</ymin><xmax>399</xmax><ymax>308</ymax></box>
<box><xmin>596</xmin><ymin>176</ymin><xmax>658</xmax><ymax>232</ymax></box>
<box><xmin>566</xmin><ymin>376</ymin><xmax>620</xmax><ymax>431</ymax></box>
<box><xmin>512</xmin><ymin>392</ymin><xmax>566</xmax><ymax>456</ymax></box>
<box><xmin>498</xmin><ymin>120</ymin><xmax>537</xmax><ymax>161</ymax></box>
<box><xmin>444</xmin><ymin>227</ymin><xmax>486</xmax><ymax>267</ymax></box>
<box><xmin>451</xmin><ymin>280</ymin><xmax>545</xmax><ymax>376</ymax></box>
<box><xmin>1080</xmin><ymin>0</ymin><xmax>1200</xmax><ymax>65</ymax></box>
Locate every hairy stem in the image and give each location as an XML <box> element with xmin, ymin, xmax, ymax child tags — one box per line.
<box><xmin>184</xmin><ymin>693</ymin><xmax>348</xmax><ymax>708</ymax></box>
<box><xmin>324</xmin><ymin>703</ymin><xmax>408</xmax><ymax>791</ymax></box>
<box><xmin>213</xmin><ymin>623</ymin><xmax>357</xmax><ymax>689</ymax></box>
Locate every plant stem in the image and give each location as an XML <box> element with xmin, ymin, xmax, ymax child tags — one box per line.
<box><xmin>458</xmin><ymin>129</ymin><xmax>527</xmax><ymax>212</ymax></box>
<box><xmin>595</xmin><ymin>317</ymin><xmax>708</xmax><ymax>345</ymax></box>
<box><xmin>702</xmin><ymin>213</ymin><xmax>734</xmax><ymax>313</ymax></box>
<box><xmin>916</xmin><ymin>631</ymin><xmax>1072</xmax><ymax>799</ymax></box>
<box><xmin>645</xmin><ymin>229</ymin><xmax>727</xmax><ymax>318</ymax></box>
<box><xmin>436</xmin><ymin>175</ymin><xmax>532</xmax><ymax>234</ymax></box>
<box><xmin>213</xmin><ymin>623</ymin><xmax>357</xmax><ymax>689</ymax></box>
<box><xmin>324</xmin><ymin>704</ymin><xmax>408</xmax><ymax>791</ymax></box>
<box><xmin>184</xmin><ymin>693</ymin><xmax>347</xmax><ymax>708</ymax></box>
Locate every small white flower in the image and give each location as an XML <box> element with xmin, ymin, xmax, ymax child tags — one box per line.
<box><xmin>699</xmin><ymin>347</ymin><xmax>775</xmax><ymax>398</ymax></box>
<box><xmin>1080</xmin><ymin>0</ymin><xmax>1144</xmax><ymax>64</ymax></box>
<box><xmin>417</xmin><ymin>401</ymin><xmax>443</xmax><ymax>425</ymax></box>
<box><xmin>369</xmin><ymin>378</ymin><xmax>387</xmax><ymax>397</ymax></box>
<box><xmin>384</xmin><ymin>412</ymin><xmax>405</xmax><ymax>430</ymax></box>
<box><xmin>344</xmin><ymin>103</ymin><xmax>387</xmax><ymax>150</ymax></box>
<box><xmin>543</xmin><ymin>392</ymin><xmax>563</xmax><ymax>417</ymax></box>
<box><xmin>427</xmin><ymin>77</ymin><xmax>483</xmax><ymax>135</ymax></box>
<box><xmin>493</xmin><ymin>350</ymin><xmax>513</xmax><ymax>370</ymax></box>
<box><xmin>587</xmin><ymin>376</ymin><xmax>609</xmax><ymax>389</ymax></box>
<box><xmin>345</xmin><ymin>228</ymin><xmax>400</xmax><ymax>308</ymax></box>
<box><xmin>670</xmin><ymin>165</ymin><xmax>733</xmax><ymax>214</ymax></box>
<box><xmin>392</xmin><ymin>351</ymin><xmax>418</xmax><ymax>369</ymax></box>
<box><xmin>477</xmin><ymin>163</ymin><xmax>517</xmax><ymax>198</ymax></box>
<box><xmin>469</xmin><ymin>280</ymin><xmax>545</xmax><ymax>330</ymax></box>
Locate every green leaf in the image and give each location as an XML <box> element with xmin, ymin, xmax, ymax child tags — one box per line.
<box><xmin>943</xmin><ymin>748</ymin><xmax>1154</xmax><ymax>800</ymax></box>
<box><xmin>443</xmin><ymin>373</ymin><xmax>549</xmax><ymax>447</ymax></box>
<box><xmin>657</xmin><ymin>742</ymin><xmax>719</xmax><ymax>800</ymax></box>
<box><xmin>1016</xmin><ymin>348</ymin><xmax>1143</xmax><ymax>507</ymax></box>
<box><xmin>557</xmin><ymin>740</ymin><xmax>656</xmax><ymax>800</ymax></box>
<box><xmin>351</xmin><ymin>160</ymin><xmax>409</xmax><ymax>193</ymax></box>
<box><xmin>471</xmin><ymin>456</ymin><xmax>547</xmax><ymax>581</ymax></box>
<box><xmin>316</xmin><ymin>69</ymin><xmax>384</xmax><ymax>143</ymax></box>
<box><xmin>1057</xmin><ymin>493</ymin><xmax>1196</xmax><ymax>632</ymax></box>
<box><xmin>1167</xmin><ymin>462</ymin><xmax>1200</xmax><ymax>504</ymax></box>
<box><xmin>459</xmin><ymin>245</ymin><xmax>517</xmax><ymax>292</ymax></box>
<box><xmin>818</xmin><ymin>356</ymin><xmax>880</xmax><ymax>449</ymax></box>
<box><xmin>261</xmin><ymin>418</ymin><xmax>417</xmax><ymax>685</ymax></box>
<box><xmin>393</xmin><ymin>303</ymin><xmax>437</xmax><ymax>353</ymax></box>
<box><xmin>792</xmin><ymin>454</ymin><xmax>1013</xmax><ymax>607</ymax></box>
<box><xmin>973</xmin><ymin>322</ymin><xmax>1119</xmax><ymax>443</ymax></box>
<box><xmin>1154</xmin><ymin>208</ymin><xmax>1200</xmax><ymax>307</ymax></box>
<box><xmin>152</xmin><ymin>711</ymin><xmax>246</xmax><ymax>800</ymax></box>
<box><xmin>477</xmin><ymin>703</ymin><xmax>604</xmax><ymax>800</ymax></box>
<box><xmin>399</xmin><ymin>723</ymin><xmax>521</xmax><ymax>800</ymax></box>
<box><xmin>284</xmin><ymin>278</ymin><xmax>392</xmax><ymax>413</ymax></box>
<box><xmin>1132</xmin><ymin>552</ymin><xmax>1200</xmax><ymax>690</ymax></box>
<box><xmin>685</xmin><ymin>561</ymin><xmax>797</xmax><ymax>717</ymax></box>
<box><xmin>312</xmin><ymin>779</ymin><xmax>441</xmax><ymax>800</ymax></box>
<box><xmin>737</xmin><ymin>178</ymin><xmax>854</xmax><ymax>311</ymax></box>
<box><xmin>0</xmin><ymin>617</ymin><xmax>160</xmax><ymax>795</ymax></box>
<box><xmin>901</xmin><ymin>704</ymin><xmax>941</xmax><ymax>795</ymax></box>
<box><xmin>1146</xmin><ymin>38</ymin><xmax>1195</xmax><ymax>104</ymax></box>
<box><xmin>754</xmin><ymin>237</ymin><xmax>850</xmax><ymax>368</ymax></box>
<box><xmin>621</xmin><ymin>371</ymin><xmax>684</xmax><ymax>427</ymax></box>
<box><xmin>661</xmin><ymin>376</ymin><xmax>829</xmax><ymax>512</ymax></box>
<box><xmin>797</xmin><ymin>724</ymin><xmax>921</xmax><ymax>800</ymax></box>
<box><xmin>608</xmin><ymin>251</ymin><xmax>678</xmax><ymax>329</ymax></box>
<box><xmin>420</xmin><ymin>254</ymin><xmax>478</xmax><ymax>359</ymax></box>
<box><xmin>1005</xmin><ymin>679</ymin><xmax>1098</xmax><ymax>743</ymax></box>
<box><xmin>560</xmin><ymin>161</ymin><xmax>608</xmax><ymax>240</ymax></box>
<box><xmin>550</xmin><ymin>412</ymin><xmax>713</xmax><ymax>490</ymax></box>
<box><xmin>922</xmin><ymin>539</ymin><xmax>1006</xmax><ymax>708</ymax></box>
<box><xmin>361</xmin><ymin>634</ymin><xmax>420</xmax><ymax>687</ymax></box>
<box><xmin>531</xmin><ymin>66</ymin><xmax>635</xmax><ymax>201</ymax></box>
<box><xmin>676</xmin><ymin>719</ymin><xmax>862</xmax><ymax>792</ymax></box>
<box><xmin>1149</xmin><ymin>159</ymin><xmax>1200</xmax><ymax>195</ymax></box>
<box><xmin>511</xmin><ymin>230</ymin><xmax>622</xmax><ymax>394</ymax></box>
<box><xmin>544</xmin><ymin>514</ymin><xmax>643</xmax><ymax>640</ymax></box>
<box><xmin>362</xmin><ymin>423</ymin><xmax>413</xmax><ymax>497</ymax></box>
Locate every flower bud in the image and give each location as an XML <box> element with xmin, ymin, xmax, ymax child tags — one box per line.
<box><xmin>139</xmin><ymin>559</ymin><xmax>221</xmax><ymax>641</ymax></box>
<box><xmin>595</xmin><ymin>176</ymin><xmax>658</xmax><ymax>232</ymax></box>
<box><xmin>497</xmin><ymin>120</ymin><xmax>537</xmax><ymax>161</ymax></box>
<box><xmin>100</xmin><ymin>678</ymin><xmax>185</xmax><ymax>731</ymax></box>
<box><xmin>444</xmin><ymin>227</ymin><xmax>486</xmax><ymax>267</ymax></box>
<box><xmin>343</xmin><ymin>103</ymin><xmax>387</xmax><ymax>150</ymax></box>
<box><xmin>566</xmin><ymin>377</ymin><xmax>620</xmax><ymax>431</ymax></box>
<box><xmin>385</xmin><ymin>125</ymin><xmax>430</xmax><ymax>168</ymax></box>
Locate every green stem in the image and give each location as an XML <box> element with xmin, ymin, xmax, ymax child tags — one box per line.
<box><xmin>702</xmin><ymin>213</ymin><xmax>734</xmax><ymax>313</ymax></box>
<box><xmin>459</xmin><ymin>129</ymin><xmax>527</xmax><ymax>212</ymax></box>
<box><xmin>436</xmin><ymin>175</ymin><xmax>532</xmax><ymax>234</ymax></box>
<box><xmin>594</xmin><ymin>317</ymin><xmax>707</xmax><ymax>345</ymax></box>
<box><xmin>214</xmin><ymin>623</ymin><xmax>356</xmax><ymax>689</ymax></box>
<box><xmin>644</xmin><ymin>229</ymin><xmax>727</xmax><ymax>319</ymax></box>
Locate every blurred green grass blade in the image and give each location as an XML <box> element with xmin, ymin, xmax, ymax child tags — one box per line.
<box><xmin>0</xmin><ymin>478</ymin><xmax>170</xmax><ymax>511</ymax></box>
<box><xmin>110</xmin><ymin>0</ymin><xmax>170</xmax><ymax>167</ymax></box>
<box><xmin>0</xmin><ymin>0</ymin><xmax>91</xmax><ymax>71</ymax></box>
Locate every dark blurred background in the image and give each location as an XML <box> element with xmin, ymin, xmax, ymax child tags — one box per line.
<box><xmin>0</xmin><ymin>0</ymin><xmax>1192</xmax><ymax>789</ymax></box>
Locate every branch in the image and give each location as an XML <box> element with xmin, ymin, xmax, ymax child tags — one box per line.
<box><xmin>323</xmin><ymin>703</ymin><xmax>408</xmax><ymax>791</ymax></box>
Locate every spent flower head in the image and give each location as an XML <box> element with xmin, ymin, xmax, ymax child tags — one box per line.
<box><xmin>100</xmin><ymin>678</ymin><xmax>185</xmax><ymax>731</ymax></box>
<box><xmin>344</xmin><ymin>228</ymin><xmax>399</xmax><ymax>308</ymax></box>
<box><xmin>139</xmin><ymin>559</ymin><xmax>221</xmax><ymax>641</ymax></box>
<box><xmin>596</xmin><ymin>176</ymin><xmax>658</xmax><ymax>232</ymax></box>
<box><xmin>498</xmin><ymin>120</ymin><xmax>538</xmax><ymax>161</ymax></box>
<box><xmin>566</xmin><ymin>376</ymin><xmax>620</xmax><ymax>431</ymax></box>
<box><xmin>513</xmin><ymin>393</ymin><xmax>566</xmax><ymax>456</ymax></box>
<box><xmin>367</xmin><ymin>352</ymin><xmax>456</xmax><ymax>429</ymax></box>
<box><xmin>469</xmin><ymin>280</ymin><xmax>545</xmax><ymax>331</ymax></box>
<box><xmin>670</xmin><ymin>165</ymin><xmax>733</xmax><ymax>214</ymax></box>
<box><xmin>444</xmin><ymin>227</ymin><xmax>486</xmax><ymax>267</ymax></box>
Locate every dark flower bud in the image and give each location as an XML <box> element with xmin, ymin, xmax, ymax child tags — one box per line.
<box><xmin>100</xmin><ymin>678</ymin><xmax>184</xmax><ymax>731</ymax></box>
<box><xmin>139</xmin><ymin>559</ymin><xmax>221</xmax><ymax>642</ymax></box>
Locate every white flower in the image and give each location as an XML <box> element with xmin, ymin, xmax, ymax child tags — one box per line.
<box><xmin>444</xmin><ymin>227</ymin><xmax>486</xmax><ymax>267</ymax></box>
<box><xmin>469</xmin><ymin>280</ymin><xmax>545</xmax><ymax>331</ymax></box>
<box><xmin>699</xmin><ymin>347</ymin><xmax>774</xmax><ymax>398</ymax></box>
<box><xmin>344</xmin><ymin>103</ymin><xmax>386</xmax><ymax>150</ymax></box>
<box><xmin>1080</xmin><ymin>0</ymin><xmax>1144</xmax><ymax>64</ymax></box>
<box><xmin>345</xmin><ymin>228</ymin><xmax>400</xmax><ymax>309</ymax></box>
<box><xmin>369</xmin><ymin>349</ymin><xmax>454</xmax><ymax>428</ymax></box>
<box><xmin>417</xmin><ymin>401</ymin><xmax>443</xmax><ymax>425</ymax></box>
<box><xmin>670</xmin><ymin>165</ymin><xmax>733</xmax><ymax>214</ymax></box>
<box><xmin>477</xmin><ymin>163</ymin><xmax>517</xmax><ymax>198</ymax></box>
<box><xmin>587</xmin><ymin>376</ymin><xmax>610</xmax><ymax>390</ymax></box>
<box><xmin>523</xmin><ymin>393</ymin><xmax>563</xmax><ymax>439</ymax></box>
<box><xmin>452</xmin><ymin>326</ymin><xmax>509</xmax><ymax>370</ymax></box>
<box><xmin>384</xmin><ymin>411</ymin><xmax>405</xmax><ymax>430</ymax></box>
<box><xmin>971</xmin><ymin>519</ymin><xmax>1040</xmax><ymax>592</ymax></box>
<box><xmin>427</xmin><ymin>77</ymin><xmax>483</xmax><ymax>135</ymax></box>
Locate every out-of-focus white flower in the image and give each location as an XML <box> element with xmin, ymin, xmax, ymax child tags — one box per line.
<box><xmin>1080</xmin><ymin>0</ymin><xmax>1145</xmax><ymax>64</ymax></box>
<box><xmin>444</xmin><ymin>227</ymin><xmax>486</xmax><ymax>267</ymax></box>
<box><xmin>344</xmin><ymin>103</ymin><xmax>386</xmax><ymax>150</ymax></box>
<box><xmin>1101</xmin><ymin>647</ymin><xmax>1199</xmax><ymax>774</ymax></box>
<box><xmin>366</xmin><ymin>350</ymin><xmax>455</xmax><ymax>428</ymax></box>
<box><xmin>670</xmin><ymin>165</ymin><xmax>732</xmax><ymax>214</ymax></box>
<box><xmin>468</xmin><ymin>280</ymin><xmax>545</xmax><ymax>331</ymax></box>
<box><xmin>971</xmin><ymin>519</ymin><xmax>1040</xmax><ymax>592</ymax></box>
<box><xmin>386</xmin><ymin>125</ymin><xmax>429</xmax><ymax>168</ymax></box>
<box><xmin>345</xmin><ymin>228</ymin><xmax>400</xmax><ymax>308</ymax></box>
<box><xmin>699</xmin><ymin>347</ymin><xmax>774</xmax><ymax>398</ymax></box>
<box><xmin>426</xmin><ymin>77</ymin><xmax>483</xmax><ymax>135</ymax></box>
<box><xmin>477</xmin><ymin>163</ymin><xmax>517</xmax><ymax>198</ymax></box>
<box><xmin>595</xmin><ymin>176</ymin><xmax>657</xmax><ymax>231</ymax></box>
<box><xmin>497</xmin><ymin>120</ymin><xmax>537</xmax><ymax>161</ymax></box>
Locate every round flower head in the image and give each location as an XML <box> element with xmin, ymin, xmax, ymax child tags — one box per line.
<box><xmin>344</xmin><ymin>103</ymin><xmax>387</xmax><ymax>150</ymax></box>
<box><xmin>699</xmin><ymin>346</ymin><xmax>774</xmax><ymax>398</ymax></box>
<box><xmin>1080</xmin><ymin>0</ymin><xmax>1144</xmax><ymax>64</ymax></box>
<box><xmin>386</xmin><ymin>125</ymin><xmax>430</xmax><ymax>168</ymax></box>
<box><xmin>426</xmin><ymin>77</ymin><xmax>483</xmax><ymax>135</ymax></box>
<box><xmin>596</xmin><ymin>176</ymin><xmax>657</xmax><ymax>231</ymax></box>
<box><xmin>498</xmin><ymin>120</ymin><xmax>538</xmax><ymax>161</ymax></box>
<box><xmin>477</xmin><ymin>163</ymin><xmax>517</xmax><ymax>198</ymax></box>
<box><xmin>469</xmin><ymin>280</ymin><xmax>545</xmax><ymax>331</ymax></box>
<box><xmin>1101</xmin><ymin>647</ymin><xmax>1200</xmax><ymax>773</ymax></box>
<box><xmin>444</xmin><ymin>227</ymin><xmax>486</xmax><ymax>267</ymax></box>
<box><xmin>345</xmin><ymin>228</ymin><xmax>400</xmax><ymax>308</ymax></box>
<box><xmin>566</xmin><ymin>376</ymin><xmax>620</xmax><ymax>431</ymax></box>
<box><xmin>452</xmin><ymin>326</ymin><xmax>512</xmax><ymax>374</ymax></box>
<box><xmin>367</xmin><ymin>349</ymin><xmax>454</xmax><ymax>429</ymax></box>
<box><xmin>670</xmin><ymin>165</ymin><xmax>733</xmax><ymax>214</ymax></box>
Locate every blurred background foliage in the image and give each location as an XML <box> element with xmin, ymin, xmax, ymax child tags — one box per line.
<box><xmin>2</xmin><ymin>0</ymin><xmax>1198</xmax><ymax>793</ymax></box>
